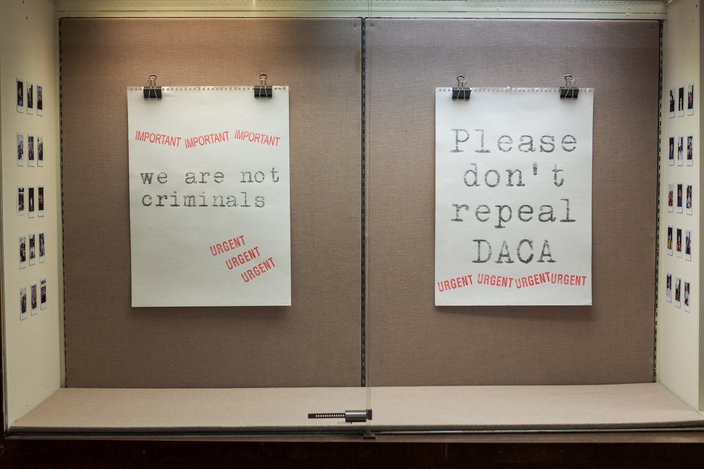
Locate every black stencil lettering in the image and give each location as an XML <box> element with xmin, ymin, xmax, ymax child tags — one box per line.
<box><xmin>451</xmin><ymin>204</ymin><xmax>470</xmax><ymax>222</ymax></box>
<box><xmin>518</xmin><ymin>135</ymin><xmax>535</xmax><ymax>153</ymax></box>
<box><xmin>451</xmin><ymin>129</ymin><xmax>470</xmax><ymax>153</ymax></box>
<box><xmin>517</xmin><ymin>239</ymin><xmax>534</xmax><ymax>263</ymax></box>
<box><xmin>561</xmin><ymin>134</ymin><xmax>577</xmax><ymax>152</ymax></box>
<box><xmin>539</xmin><ymin>135</ymin><xmax>555</xmax><ymax>153</ymax></box>
<box><xmin>537</xmin><ymin>239</ymin><xmax>556</xmax><ymax>263</ymax></box>
<box><xmin>497</xmin><ymin>135</ymin><xmax>513</xmax><ymax>152</ymax></box>
<box><xmin>497</xmin><ymin>241</ymin><xmax>514</xmax><ymax>264</ymax></box>
<box><xmin>472</xmin><ymin>239</ymin><xmax>492</xmax><ymax>263</ymax></box>
<box><xmin>552</xmin><ymin>165</ymin><xmax>564</xmax><ymax>187</ymax></box>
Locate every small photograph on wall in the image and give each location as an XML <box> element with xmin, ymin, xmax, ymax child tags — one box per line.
<box><xmin>39</xmin><ymin>232</ymin><xmax>45</xmax><ymax>263</ymax></box>
<box><xmin>666</xmin><ymin>273</ymin><xmax>672</xmax><ymax>302</ymax></box>
<box><xmin>675</xmin><ymin>276</ymin><xmax>682</xmax><ymax>307</ymax></box>
<box><xmin>677</xmin><ymin>183</ymin><xmax>683</xmax><ymax>212</ymax></box>
<box><xmin>667</xmin><ymin>225</ymin><xmax>673</xmax><ymax>255</ymax></box>
<box><xmin>38</xmin><ymin>186</ymin><xmax>45</xmax><ymax>216</ymax></box>
<box><xmin>676</xmin><ymin>227</ymin><xmax>683</xmax><ymax>257</ymax></box>
<box><xmin>16</xmin><ymin>132</ymin><xmax>24</xmax><ymax>166</ymax></box>
<box><xmin>669</xmin><ymin>88</ymin><xmax>675</xmax><ymax>118</ymax></box>
<box><xmin>686</xmin><ymin>135</ymin><xmax>694</xmax><ymax>166</ymax></box>
<box><xmin>678</xmin><ymin>86</ymin><xmax>685</xmax><ymax>116</ymax></box>
<box><xmin>36</xmin><ymin>84</ymin><xmax>43</xmax><ymax>116</ymax></box>
<box><xmin>26</xmin><ymin>82</ymin><xmax>34</xmax><ymax>115</ymax></box>
<box><xmin>17</xmin><ymin>187</ymin><xmax>25</xmax><ymax>215</ymax></box>
<box><xmin>16</xmin><ymin>78</ymin><xmax>24</xmax><ymax>112</ymax></box>
<box><xmin>687</xmin><ymin>84</ymin><xmax>695</xmax><ymax>116</ymax></box>
<box><xmin>684</xmin><ymin>281</ymin><xmax>691</xmax><ymax>312</ymax></box>
<box><xmin>677</xmin><ymin>136</ymin><xmax>684</xmax><ymax>165</ymax></box>
<box><xmin>19</xmin><ymin>235</ymin><xmax>27</xmax><ymax>269</ymax></box>
<box><xmin>20</xmin><ymin>286</ymin><xmax>27</xmax><ymax>320</ymax></box>
<box><xmin>30</xmin><ymin>283</ymin><xmax>38</xmax><ymax>316</ymax></box>
<box><xmin>668</xmin><ymin>136</ymin><xmax>675</xmax><ymax>165</ymax></box>
<box><xmin>667</xmin><ymin>182</ymin><xmax>674</xmax><ymax>212</ymax></box>
<box><xmin>28</xmin><ymin>187</ymin><xmax>35</xmax><ymax>218</ymax></box>
<box><xmin>686</xmin><ymin>184</ymin><xmax>693</xmax><ymax>215</ymax></box>
<box><xmin>685</xmin><ymin>229</ymin><xmax>692</xmax><ymax>261</ymax></box>
<box><xmin>27</xmin><ymin>135</ymin><xmax>35</xmax><ymax>167</ymax></box>
<box><xmin>37</xmin><ymin>136</ymin><xmax>44</xmax><ymax>166</ymax></box>
<box><xmin>40</xmin><ymin>278</ymin><xmax>47</xmax><ymax>310</ymax></box>
<box><xmin>28</xmin><ymin>233</ymin><xmax>36</xmax><ymax>266</ymax></box>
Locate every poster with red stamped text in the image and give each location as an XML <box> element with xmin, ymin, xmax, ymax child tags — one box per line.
<box><xmin>128</xmin><ymin>87</ymin><xmax>291</xmax><ymax>307</ymax></box>
<box><xmin>435</xmin><ymin>88</ymin><xmax>593</xmax><ymax>306</ymax></box>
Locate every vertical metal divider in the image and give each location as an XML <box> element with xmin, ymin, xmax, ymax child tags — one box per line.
<box><xmin>59</xmin><ymin>18</ymin><xmax>68</xmax><ymax>388</ymax></box>
<box><xmin>653</xmin><ymin>19</ymin><xmax>664</xmax><ymax>383</ymax></box>
<box><xmin>361</xmin><ymin>11</ymin><xmax>375</xmax><ymax>439</ymax></box>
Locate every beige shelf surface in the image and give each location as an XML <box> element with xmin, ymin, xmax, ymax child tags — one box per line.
<box><xmin>11</xmin><ymin>383</ymin><xmax>704</xmax><ymax>434</ymax></box>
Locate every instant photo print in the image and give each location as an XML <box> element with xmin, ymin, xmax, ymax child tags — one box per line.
<box><xmin>39</xmin><ymin>232</ymin><xmax>45</xmax><ymax>263</ymax></box>
<box><xmin>684</xmin><ymin>281</ymin><xmax>691</xmax><ymax>312</ymax></box>
<box><xmin>38</xmin><ymin>186</ymin><xmax>45</xmax><ymax>217</ymax></box>
<box><xmin>18</xmin><ymin>235</ymin><xmax>26</xmax><ymax>269</ymax></box>
<box><xmin>27</xmin><ymin>135</ymin><xmax>35</xmax><ymax>166</ymax></box>
<box><xmin>19</xmin><ymin>286</ymin><xmax>27</xmax><ymax>321</ymax></box>
<box><xmin>28</xmin><ymin>233</ymin><xmax>36</xmax><ymax>266</ymax></box>
<box><xmin>28</xmin><ymin>187</ymin><xmax>35</xmax><ymax>218</ymax></box>
<box><xmin>40</xmin><ymin>279</ymin><xmax>47</xmax><ymax>310</ymax></box>
<box><xmin>37</xmin><ymin>136</ymin><xmax>44</xmax><ymax>166</ymax></box>
<box><xmin>17</xmin><ymin>187</ymin><xmax>25</xmax><ymax>216</ymax></box>
<box><xmin>30</xmin><ymin>283</ymin><xmax>38</xmax><ymax>316</ymax></box>
<box><xmin>16</xmin><ymin>133</ymin><xmax>23</xmax><ymax>166</ymax></box>
<box><xmin>26</xmin><ymin>82</ymin><xmax>34</xmax><ymax>115</ymax></box>
<box><xmin>16</xmin><ymin>78</ymin><xmax>23</xmax><ymax>112</ymax></box>
<box><xmin>36</xmin><ymin>84</ymin><xmax>44</xmax><ymax>116</ymax></box>
<box><xmin>675</xmin><ymin>276</ymin><xmax>682</xmax><ymax>307</ymax></box>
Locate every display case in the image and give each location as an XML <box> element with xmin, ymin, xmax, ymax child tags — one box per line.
<box><xmin>1</xmin><ymin>0</ymin><xmax>703</xmax><ymax>463</ymax></box>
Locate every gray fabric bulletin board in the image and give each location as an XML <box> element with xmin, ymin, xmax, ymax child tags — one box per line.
<box><xmin>60</xmin><ymin>18</ymin><xmax>363</xmax><ymax>387</ymax></box>
<box><xmin>366</xmin><ymin>20</ymin><xmax>659</xmax><ymax>386</ymax></box>
<box><xmin>61</xmin><ymin>18</ymin><xmax>659</xmax><ymax>388</ymax></box>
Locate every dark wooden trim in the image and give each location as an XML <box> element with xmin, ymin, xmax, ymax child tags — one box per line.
<box><xmin>3</xmin><ymin>433</ymin><xmax>704</xmax><ymax>468</ymax></box>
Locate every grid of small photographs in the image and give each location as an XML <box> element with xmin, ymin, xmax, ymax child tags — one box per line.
<box><xmin>665</xmin><ymin>273</ymin><xmax>691</xmax><ymax>313</ymax></box>
<box><xmin>19</xmin><ymin>278</ymin><xmax>48</xmax><ymax>320</ymax></box>
<box><xmin>16</xmin><ymin>77</ymin><xmax>48</xmax><ymax>321</ymax></box>
<box><xmin>668</xmin><ymin>83</ymin><xmax>695</xmax><ymax>119</ymax></box>
<box><xmin>16</xmin><ymin>78</ymin><xmax>44</xmax><ymax>116</ymax></box>
<box><xmin>664</xmin><ymin>82</ymin><xmax>696</xmax><ymax>314</ymax></box>
<box><xmin>16</xmin><ymin>133</ymin><xmax>45</xmax><ymax>167</ymax></box>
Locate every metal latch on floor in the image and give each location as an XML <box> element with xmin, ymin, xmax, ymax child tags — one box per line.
<box><xmin>308</xmin><ymin>409</ymin><xmax>373</xmax><ymax>423</ymax></box>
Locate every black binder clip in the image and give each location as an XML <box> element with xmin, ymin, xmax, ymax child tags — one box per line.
<box><xmin>452</xmin><ymin>75</ymin><xmax>471</xmax><ymax>100</ymax></box>
<box><xmin>254</xmin><ymin>73</ymin><xmax>272</xmax><ymax>98</ymax></box>
<box><xmin>559</xmin><ymin>74</ymin><xmax>579</xmax><ymax>99</ymax></box>
<box><xmin>143</xmin><ymin>74</ymin><xmax>162</xmax><ymax>99</ymax></box>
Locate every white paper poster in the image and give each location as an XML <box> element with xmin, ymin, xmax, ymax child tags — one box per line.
<box><xmin>128</xmin><ymin>87</ymin><xmax>291</xmax><ymax>307</ymax></box>
<box><xmin>435</xmin><ymin>88</ymin><xmax>593</xmax><ymax>306</ymax></box>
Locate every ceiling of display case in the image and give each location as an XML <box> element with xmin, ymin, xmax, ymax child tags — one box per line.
<box><xmin>54</xmin><ymin>0</ymin><xmax>668</xmax><ymax>19</ymax></box>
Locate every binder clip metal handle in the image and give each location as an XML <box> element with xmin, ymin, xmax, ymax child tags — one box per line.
<box><xmin>254</xmin><ymin>73</ymin><xmax>273</xmax><ymax>98</ymax></box>
<box><xmin>143</xmin><ymin>74</ymin><xmax>162</xmax><ymax>99</ymax></box>
<box><xmin>560</xmin><ymin>74</ymin><xmax>579</xmax><ymax>99</ymax></box>
<box><xmin>452</xmin><ymin>74</ymin><xmax>471</xmax><ymax>100</ymax></box>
